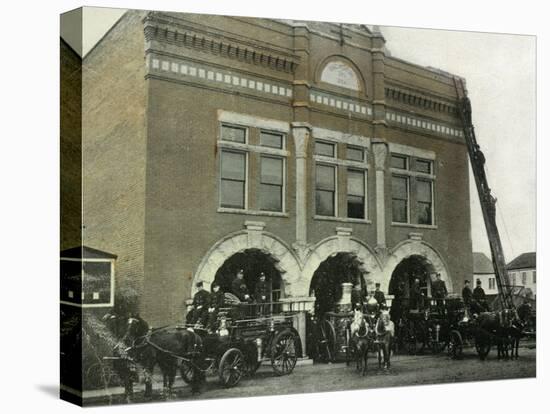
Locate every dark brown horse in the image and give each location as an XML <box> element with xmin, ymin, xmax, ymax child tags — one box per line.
<box><xmin>118</xmin><ymin>315</ymin><xmax>205</xmax><ymax>398</ymax></box>
<box><xmin>475</xmin><ymin>309</ymin><xmax>518</xmax><ymax>360</ymax></box>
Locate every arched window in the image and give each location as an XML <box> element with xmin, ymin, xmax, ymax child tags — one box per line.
<box><xmin>320</xmin><ymin>60</ymin><xmax>361</xmax><ymax>91</ymax></box>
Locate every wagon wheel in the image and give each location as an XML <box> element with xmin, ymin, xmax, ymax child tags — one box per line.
<box><xmin>317</xmin><ymin>319</ymin><xmax>336</xmax><ymax>363</ymax></box>
<box><xmin>448</xmin><ymin>330</ymin><xmax>463</xmax><ymax>359</ymax></box>
<box><xmin>219</xmin><ymin>348</ymin><xmax>245</xmax><ymax>388</ymax></box>
<box><xmin>271</xmin><ymin>329</ymin><xmax>299</xmax><ymax>376</ymax></box>
<box><xmin>475</xmin><ymin>335</ymin><xmax>491</xmax><ymax>360</ymax></box>
<box><xmin>180</xmin><ymin>361</ymin><xmax>195</xmax><ymax>384</ymax></box>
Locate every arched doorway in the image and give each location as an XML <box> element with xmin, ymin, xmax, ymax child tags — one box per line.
<box><xmin>214</xmin><ymin>248</ymin><xmax>283</xmax><ymax>310</ymax></box>
<box><xmin>309</xmin><ymin>252</ymin><xmax>368</xmax><ymax>317</ymax></box>
<box><xmin>388</xmin><ymin>254</ymin><xmax>436</xmax><ymax>301</ymax></box>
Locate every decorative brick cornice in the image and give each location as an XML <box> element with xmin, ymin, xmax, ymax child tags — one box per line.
<box><xmin>384</xmin><ymin>83</ymin><xmax>457</xmax><ymax>115</ymax></box>
<box><xmin>144</xmin><ymin>13</ymin><xmax>300</xmax><ymax>74</ymax></box>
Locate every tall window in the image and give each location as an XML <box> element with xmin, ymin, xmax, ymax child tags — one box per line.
<box><xmin>347</xmin><ymin>169</ymin><xmax>366</xmax><ymax>219</ymax></box>
<box><xmin>417</xmin><ymin>179</ymin><xmax>433</xmax><ymax>225</ymax></box>
<box><xmin>511</xmin><ymin>273</ymin><xmax>516</xmax><ymax>286</ymax></box>
<box><xmin>316</xmin><ymin>164</ymin><xmax>336</xmax><ymax>216</ymax></box>
<box><xmin>489</xmin><ymin>278</ymin><xmax>496</xmax><ymax>290</ymax></box>
<box><xmin>220</xmin><ymin>150</ymin><xmax>246</xmax><ymax>209</ymax></box>
<box><xmin>392</xmin><ymin>175</ymin><xmax>409</xmax><ymax>223</ymax></box>
<box><xmin>533</xmin><ymin>271</ymin><xmax>536</xmax><ymax>284</ymax></box>
<box><xmin>260</xmin><ymin>156</ymin><xmax>284</xmax><ymax>212</ymax></box>
<box><xmin>521</xmin><ymin>271</ymin><xmax>527</xmax><ymax>285</ymax></box>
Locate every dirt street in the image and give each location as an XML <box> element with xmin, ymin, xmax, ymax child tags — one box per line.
<box><xmin>84</xmin><ymin>345</ymin><xmax>536</xmax><ymax>406</ymax></box>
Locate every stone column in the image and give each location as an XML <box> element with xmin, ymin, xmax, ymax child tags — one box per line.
<box><xmin>372</xmin><ymin>140</ymin><xmax>388</xmax><ymax>252</ymax></box>
<box><xmin>292</xmin><ymin>124</ymin><xmax>311</xmax><ymax>247</ymax></box>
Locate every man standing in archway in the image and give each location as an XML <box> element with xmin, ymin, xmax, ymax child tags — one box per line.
<box><xmin>232</xmin><ymin>269</ymin><xmax>252</xmax><ymax>317</ymax></box>
<box><xmin>431</xmin><ymin>272</ymin><xmax>448</xmax><ymax>313</ymax></box>
<box><xmin>374</xmin><ymin>282</ymin><xmax>386</xmax><ymax>307</ymax></box>
<box><xmin>254</xmin><ymin>272</ymin><xmax>271</xmax><ymax>316</ymax></box>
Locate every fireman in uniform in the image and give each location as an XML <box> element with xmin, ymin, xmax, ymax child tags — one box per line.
<box><xmin>254</xmin><ymin>272</ymin><xmax>271</xmax><ymax>316</ymax></box>
<box><xmin>472</xmin><ymin>279</ymin><xmax>489</xmax><ymax>313</ymax></box>
<box><xmin>374</xmin><ymin>282</ymin><xmax>386</xmax><ymax>307</ymax></box>
<box><xmin>431</xmin><ymin>272</ymin><xmax>448</xmax><ymax>314</ymax></box>
<box><xmin>231</xmin><ymin>269</ymin><xmax>251</xmax><ymax>302</ymax></box>
<box><xmin>232</xmin><ymin>269</ymin><xmax>252</xmax><ymax>317</ymax></box>
<box><xmin>206</xmin><ymin>281</ymin><xmax>224</xmax><ymax>332</ymax></box>
<box><xmin>410</xmin><ymin>278</ymin><xmax>423</xmax><ymax>310</ymax></box>
<box><xmin>462</xmin><ymin>279</ymin><xmax>473</xmax><ymax>308</ymax></box>
<box><xmin>186</xmin><ymin>281</ymin><xmax>210</xmax><ymax>327</ymax></box>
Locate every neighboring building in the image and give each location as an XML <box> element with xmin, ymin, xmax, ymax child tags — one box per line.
<box><xmin>507</xmin><ymin>252</ymin><xmax>536</xmax><ymax>298</ymax></box>
<box><xmin>472</xmin><ymin>252</ymin><xmax>498</xmax><ymax>297</ymax></box>
<box><xmin>62</xmin><ymin>9</ymin><xmax>473</xmax><ymax>327</ymax></box>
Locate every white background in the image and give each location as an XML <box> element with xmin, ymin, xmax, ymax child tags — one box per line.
<box><xmin>0</xmin><ymin>0</ymin><xmax>547</xmax><ymax>412</ymax></box>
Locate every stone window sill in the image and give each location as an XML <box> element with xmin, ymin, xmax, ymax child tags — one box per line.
<box><xmin>391</xmin><ymin>222</ymin><xmax>438</xmax><ymax>230</ymax></box>
<box><xmin>218</xmin><ymin>207</ymin><xmax>289</xmax><ymax>218</ymax></box>
<box><xmin>314</xmin><ymin>215</ymin><xmax>372</xmax><ymax>224</ymax></box>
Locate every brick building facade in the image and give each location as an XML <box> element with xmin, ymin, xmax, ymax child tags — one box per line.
<box><xmin>63</xmin><ymin>10</ymin><xmax>473</xmax><ymax>327</ymax></box>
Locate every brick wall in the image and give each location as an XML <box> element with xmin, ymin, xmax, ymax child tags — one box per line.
<box><xmin>82</xmin><ymin>10</ymin><xmax>148</xmax><ymax>297</ymax></box>
<box><xmin>60</xmin><ymin>39</ymin><xmax>82</xmax><ymax>251</ymax></box>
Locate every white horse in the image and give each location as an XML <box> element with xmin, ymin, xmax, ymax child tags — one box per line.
<box><xmin>349</xmin><ymin>309</ymin><xmax>372</xmax><ymax>375</ymax></box>
<box><xmin>375</xmin><ymin>310</ymin><xmax>394</xmax><ymax>369</ymax></box>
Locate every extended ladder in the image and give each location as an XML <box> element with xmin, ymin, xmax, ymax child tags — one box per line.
<box><xmin>453</xmin><ymin>77</ymin><xmax>514</xmax><ymax>310</ymax></box>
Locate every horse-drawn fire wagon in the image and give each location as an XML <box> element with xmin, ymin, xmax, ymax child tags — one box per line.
<box><xmin>180</xmin><ymin>299</ymin><xmax>302</xmax><ymax>388</ymax></box>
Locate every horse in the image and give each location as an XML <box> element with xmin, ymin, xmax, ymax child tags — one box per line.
<box><xmin>348</xmin><ymin>309</ymin><xmax>372</xmax><ymax>376</ymax></box>
<box><xmin>375</xmin><ymin>310</ymin><xmax>394</xmax><ymax>369</ymax></box>
<box><xmin>117</xmin><ymin>314</ymin><xmax>205</xmax><ymax>399</ymax></box>
<box><xmin>505</xmin><ymin>308</ymin><xmax>524</xmax><ymax>360</ymax></box>
<box><xmin>474</xmin><ymin>309</ymin><xmax>517</xmax><ymax>360</ymax></box>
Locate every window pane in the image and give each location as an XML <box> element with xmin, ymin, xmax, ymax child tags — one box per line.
<box><xmin>316</xmin><ymin>190</ymin><xmax>335</xmax><ymax>216</ymax></box>
<box><xmin>260</xmin><ymin>184</ymin><xmax>282</xmax><ymax>211</ymax></box>
<box><xmin>261</xmin><ymin>157</ymin><xmax>283</xmax><ymax>185</ymax></box>
<box><xmin>417</xmin><ymin>180</ymin><xmax>432</xmax><ymax>203</ymax></box>
<box><xmin>392</xmin><ymin>199</ymin><xmax>408</xmax><ymax>223</ymax></box>
<box><xmin>347</xmin><ymin>195</ymin><xmax>365</xmax><ymax>219</ymax></box>
<box><xmin>391</xmin><ymin>155</ymin><xmax>407</xmax><ymax>169</ymax></box>
<box><xmin>416</xmin><ymin>159</ymin><xmax>432</xmax><ymax>174</ymax></box>
<box><xmin>221</xmin><ymin>151</ymin><xmax>246</xmax><ymax>180</ymax></box>
<box><xmin>221</xmin><ymin>180</ymin><xmax>245</xmax><ymax>208</ymax></box>
<box><xmin>418</xmin><ymin>202</ymin><xmax>432</xmax><ymax>225</ymax></box>
<box><xmin>221</xmin><ymin>125</ymin><xmax>246</xmax><ymax>143</ymax></box>
<box><xmin>315</xmin><ymin>141</ymin><xmax>335</xmax><ymax>157</ymax></box>
<box><xmin>392</xmin><ymin>176</ymin><xmax>408</xmax><ymax>200</ymax></box>
<box><xmin>316</xmin><ymin>164</ymin><xmax>335</xmax><ymax>190</ymax></box>
<box><xmin>260</xmin><ymin>132</ymin><xmax>283</xmax><ymax>149</ymax></box>
<box><xmin>347</xmin><ymin>146</ymin><xmax>364</xmax><ymax>162</ymax></box>
<box><xmin>347</xmin><ymin>169</ymin><xmax>365</xmax><ymax>196</ymax></box>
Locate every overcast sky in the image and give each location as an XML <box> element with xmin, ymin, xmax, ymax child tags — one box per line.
<box><xmin>62</xmin><ymin>7</ymin><xmax>536</xmax><ymax>263</ymax></box>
